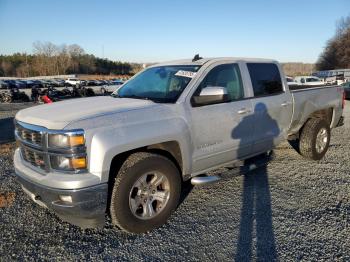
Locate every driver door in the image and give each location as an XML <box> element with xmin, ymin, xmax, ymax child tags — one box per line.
<box><xmin>189</xmin><ymin>63</ymin><xmax>254</xmax><ymax>173</ymax></box>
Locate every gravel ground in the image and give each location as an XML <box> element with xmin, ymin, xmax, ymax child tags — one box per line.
<box><xmin>0</xmin><ymin>101</ymin><xmax>349</xmax><ymax>261</ymax></box>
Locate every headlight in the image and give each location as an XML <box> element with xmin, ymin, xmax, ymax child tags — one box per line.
<box><xmin>48</xmin><ymin>133</ymin><xmax>85</xmax><ymax>148</ymax></box>
<box><xmin>50</xmin><ymin>155</ymin><xmax>87</xmax><ymax>171</ymax></box>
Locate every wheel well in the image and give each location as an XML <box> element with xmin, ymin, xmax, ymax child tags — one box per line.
<box><xmin>288</xmin><ymin>108</ymin><xmax>334</xmax><ymax>141</ymax></box>
<box><xmin>106</xmin><ymin>141</ymin><xmax>183</xmax><ymax>212</ymax></box>
<box><xmin>308</xmin><ymin>108</ymin><xmax>333</xmax><ymax>126</ymax></box>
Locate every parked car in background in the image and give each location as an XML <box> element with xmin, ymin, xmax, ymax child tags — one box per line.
<box><xmin>341</xmin><ymin>82</ymin><xmax>350</xmax><ymax>99</ymax></box>
<box><xmin>14</xmin><ymin>80</ymin><xmax>27</xmax><ymax>89</ymax></box>
<box><xmin>86</xmin><ymin>80</ymin><xmax>99</xmax><ymax>86</ymax></box>
<box><xmin>294</xmin><ymin>76</ymin><xmax>324</xmax><ymax>86</ymax></box>
<box><xmin>54</xmin><ymin>79</ymin><xmax>66</xmax><ymax>87</ymax></box>
<box><xmin>0</xmin><ymin>80</ymin><xmax>10</xmax><ymax>89</ymax></box>
<box><xmin>0</xmin><ymin>87</ymin><xmax>30</xmax><ymax>103</ymax></box>
<box><xmin>65</xmin><ymin>78</ymin><xmax>85</xmax><ymax>86</ymax></box>
<box><xmin>101</xmin><ymin>83</ymin><xmax>123</xmax><ymax>94</ymax></box>
<box><xmin>286</xmin><ymin>76</ymin><xmax>298</xmax><ymax>86</ymax></box>
<box><xmin>324</xmin><ymin>74</ymin><xmax>345</xmax><ymax>86</ymax></box>
<box><xmin>23</xmin><ymin>80</ymin><xmax>38</xmax><ymax>89</ymax></box>
<box><xmin>111</xmin><ymin>79</ymin><xmax>124</xmax><ymax>85</ymax></box>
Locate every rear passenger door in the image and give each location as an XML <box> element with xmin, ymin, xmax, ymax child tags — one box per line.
<box><xmin>245</xmin><ymin>63</ymin><xmax>293</xmax><ymax>153</ymax></box>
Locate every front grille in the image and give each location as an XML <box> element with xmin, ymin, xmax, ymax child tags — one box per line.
<box><xmin>16</xmin><ymin>124</ymin><xmax>42</xmax><ymax>147</ymax></box>
<box><xmin>15</xmin><ymin>121</ymin><xmax>47</xmax><ymax>172</ymax></box>
<box><xmin>21</xmin><ymin>147</ymin><xmax>46</xmax><ymax>170</ymax></box>
<box><xmin>15</xmin><ymin>120</ymin><xmax>86</xmax><ymax>174</ymax></box>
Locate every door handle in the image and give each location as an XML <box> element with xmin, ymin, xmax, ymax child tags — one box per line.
<box><xmin>238</xmin><ymin>108</ymin><xmax>251</xmax><ymax>114</ymax></box>
<box><xmin>281</xmin><ymin>101</ymin><xmax>291</xmax><ymax>107</ymax></box>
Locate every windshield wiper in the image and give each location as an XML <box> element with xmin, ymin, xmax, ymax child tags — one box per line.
<box><xmin>113</xmin><ymin>94</ymin><xmax>173</xmax><ymax>103</ymax></box>
<box><xmin>118</xmin><ymin>94</ymin><xmax>150</xmax><ymax>100</ymax></box>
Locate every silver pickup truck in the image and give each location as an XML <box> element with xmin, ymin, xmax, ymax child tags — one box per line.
<box><xmin>14</xmin><ymin>57</ymin><xmax>345</xmax><ymax>233</ymax></box>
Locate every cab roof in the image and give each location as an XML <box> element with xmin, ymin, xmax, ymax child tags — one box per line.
<box><xmin>152</xmin><ymin>57</ymin><xmax>279</xmax><ymax>67</ymax></box>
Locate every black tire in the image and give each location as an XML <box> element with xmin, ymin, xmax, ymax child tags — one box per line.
<box><xmin>110</xmin><ymin>152</ymin><xmax>181</xmax><ymax>233</ymax></box>
<box><xmin>299</xmin><ymin>118</ymin><xmax>330</xmax><ymax>160</ymax></box>
<box><xmin>86</xmin><ymin>88</ymin><xmax>95</xmax><ymax>97</ymax></box>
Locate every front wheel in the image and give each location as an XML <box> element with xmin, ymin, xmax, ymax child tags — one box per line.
<box><xmin>110</xmin><ymin>152</ymin><xmax>181</xmax><ymax>233</ymax></box>
<box><xmin>299</xmin><ymin>118</ymin><xmax>330</xmax><ymax>160</ymax></box>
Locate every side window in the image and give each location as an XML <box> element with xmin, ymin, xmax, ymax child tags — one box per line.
<box><xmin>196</xmin><ymin>63</ymin><xmax>244</xmax><ymax>101</ymax></box>
<box><xmin>247</xmin><ymin>63</ymin><xmax>283</xmax><ymax>96</ymax></box>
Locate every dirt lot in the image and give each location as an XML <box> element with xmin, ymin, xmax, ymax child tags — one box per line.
<box><xmin>0</xmin><ymin>102</ymin><xmax>349</xmax><ymax>261</ymax></box>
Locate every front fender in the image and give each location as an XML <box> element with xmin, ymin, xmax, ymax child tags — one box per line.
<box><xmin>89</xmin><ymin>118</ymin><xmax>192</xmax><ymax>183</ymax></box>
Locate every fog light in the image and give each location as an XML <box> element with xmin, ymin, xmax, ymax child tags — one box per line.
<box><xmin>59</xmin><ymin>195</ymin><xmax>72</xmax><ymax>203</ymax></box>
<box><xmin>50</xmin><ymin>155</ymin><xmax>87</xmax><ymax>171</ymax></box>
<box><xmin>70</xmin><ymin>157</ymin><xmax>87</xmax><ymax>169</ymax></box>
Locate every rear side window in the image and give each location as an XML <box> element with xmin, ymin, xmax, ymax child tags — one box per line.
<box><xmin>247</xmin><ymin>63</ymin><xmax>283</xmax><ymax>96</ymax></box>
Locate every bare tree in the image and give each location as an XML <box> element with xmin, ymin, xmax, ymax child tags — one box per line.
<box><xmin>316</xmin><ymin>14</ymin><xmax>350</xmax><ymax>70</ymax></box>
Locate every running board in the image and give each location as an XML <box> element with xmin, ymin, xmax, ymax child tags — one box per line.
<box><xmin>190</xmin><ymin>152</ymin><xmax>273</xmax><ymax>186</ymax></box>
<box><xmin>191</xmin><ymin>175</ymin><xmax>221</xmax><ymax>185</ymax></box>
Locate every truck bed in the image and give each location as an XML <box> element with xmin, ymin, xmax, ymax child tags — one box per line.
<box><xmin>288</xmin><ymin>85</ymin><xmax>343</xmax><ymax>135</ymax></box>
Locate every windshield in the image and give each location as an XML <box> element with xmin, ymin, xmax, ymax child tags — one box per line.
<box><xmin>114</xmin><ymin>65</ymin><xmax>201</xmax><ymax>103</ymax></box>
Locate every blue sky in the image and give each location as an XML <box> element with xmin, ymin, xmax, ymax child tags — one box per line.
<box><xmin>0</xmin><ymin>0</ymin><xmax>349</xmax><ymax>63</ymax></box>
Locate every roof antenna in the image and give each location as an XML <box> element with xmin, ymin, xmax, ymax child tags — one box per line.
<box><xmin>192</xmin><ymin>54</ymin><xmax>202</xmax><ymax>62</ymax></box>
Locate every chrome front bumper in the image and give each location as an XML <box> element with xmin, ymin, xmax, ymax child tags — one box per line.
<box><xmin>14</xmin><ymin>149</ymin><xmax>108</xmax><ymax>228</ymax></box>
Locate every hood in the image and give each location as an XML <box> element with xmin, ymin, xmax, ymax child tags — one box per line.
<box><xmin>15</xmin><ymin>96</ymin><xmax>156</xmax><ymax>129</ymax></box>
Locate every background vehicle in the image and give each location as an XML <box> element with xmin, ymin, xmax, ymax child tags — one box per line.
<box><xmin>341</xmin><ymin>82</ymin><xmax>350</xmax><ymax>99</ymax></box>
<box><xmin>0</xmin><ymin>87</ymin><xmax>29</xmax><ymax>103</ymax></box>
<box><xmin>65</xmin><ymin>78</ymin><xmax>85</xmax><ymax>86</ymax></box>
<box><xmin>325</xmin><ymin>74</ymin><xmax>345</xmax><ymax>86</ymax></box>
<box><xmin>100</xmin><ymin>82</ymin><xmax>124</xmax><ymax>94</ymax></box>
<box><xmin>14</xmin><ymin>57</ymin><xmax>344</xmax><ymax>234</ymax></box>
<box><xmin>86</xmin><ymin>80</ymin><xmax>99</xmax><ymax>86</ymax></box>
<box><xmin>0</xmin><ymin>80</ymin><xmax>10</xmax><ymax>89</ymax></box>
<box><xmin>294</xmin><ymin>76</ymin><xmax>324</xmax><ymax>86</ymax></box>
<box><xmin>286</xmin><ymin>76</ymin><xmax>298</xmax><ymax>85</ymax></box>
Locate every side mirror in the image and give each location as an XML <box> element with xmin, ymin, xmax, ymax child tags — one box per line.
<box><xmin>192</xmin><ymin>86</ymin><xmax>229</xmax><ymax>106</ymax></box>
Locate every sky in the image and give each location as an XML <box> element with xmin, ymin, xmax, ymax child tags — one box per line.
<box><xmin>0</xmin><ymin>0</ymin><xmax>349</xmax><ymax>63</ymax></box>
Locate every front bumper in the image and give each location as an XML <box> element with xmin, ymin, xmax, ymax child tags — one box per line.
<box><xmin>14</xmin><ymin>150</ymin><xmax>108</xmax><ymax>228</ymax></box>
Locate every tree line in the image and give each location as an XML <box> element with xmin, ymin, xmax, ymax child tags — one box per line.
<box><xmin>0</xmin><ymin>41</ymin><xmax>143</xmax><ymax>77</ymax></box>
<box><xmin>316</xmin><ymin>15</ymin><xmax>350</xmax><ymax>71</ymax></box>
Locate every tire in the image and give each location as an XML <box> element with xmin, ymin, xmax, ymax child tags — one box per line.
<box><xmin>86</xmin><ymin>88</ymin><xmax>95</xmax><ymax>97</ymax></box>
<box><xmin>3</xmin><ymin>93</ymin><xmax>12</xmax><ymax>103</ymax></box>
<box><xmin>299</xmin><ymin>118</ymin><xmax>330</xmax><ymax>160</ymax></box>
<box><xmin>110</xmin><ymin>152</ymin><xmax>181</xmax><ymax>233</ymax></box>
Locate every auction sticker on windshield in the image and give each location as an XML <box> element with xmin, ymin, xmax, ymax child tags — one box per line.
<box><xmin>175</xmin><ymin>70</ymin><xmax>197</xmax><ymax>78</ymax></box>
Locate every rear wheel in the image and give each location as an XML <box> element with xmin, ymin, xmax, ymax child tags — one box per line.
<box><xmin>110</xmin><ymin>152</ymin><xmax>181</xmax><ymax>233</ymax></box>
<box><xmin>299</xmin><ymin>118</ymin><xmax>330</xmax><ymax>160</ymax></box>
